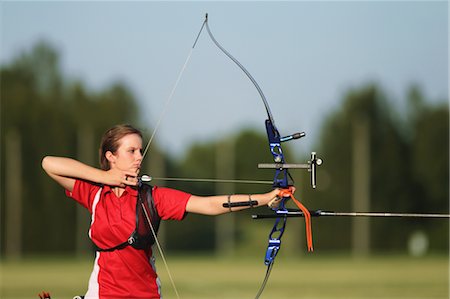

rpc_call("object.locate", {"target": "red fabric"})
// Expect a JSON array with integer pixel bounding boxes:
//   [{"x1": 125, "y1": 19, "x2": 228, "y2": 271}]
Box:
[{"x1": 66, "y1": 180, "x2": 191, "y2": 299}]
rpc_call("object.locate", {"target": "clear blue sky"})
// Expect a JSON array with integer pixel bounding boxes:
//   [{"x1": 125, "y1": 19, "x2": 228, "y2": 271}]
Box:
[{"x1": 1, "y1": 1, "x2": 448, "y2": 157}]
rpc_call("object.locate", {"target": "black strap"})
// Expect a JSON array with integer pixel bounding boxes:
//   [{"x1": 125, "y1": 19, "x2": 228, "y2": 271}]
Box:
[
  {"x1": 95, "y1": 183, "x2": 161, "y2": 252},
  {"x1": 94, "y1": 240, "x2": 129, "y2": 252}
]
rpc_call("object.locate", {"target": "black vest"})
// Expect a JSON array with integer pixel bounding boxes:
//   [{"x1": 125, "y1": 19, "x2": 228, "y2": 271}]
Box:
[{"x1": 95, "y1": 184, "x2": 161, "y2": 252}]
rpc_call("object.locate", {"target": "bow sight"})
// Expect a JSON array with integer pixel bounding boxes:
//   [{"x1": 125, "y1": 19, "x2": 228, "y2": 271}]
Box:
[{"x1": 258, "y1": 151, "x2": 323, "y2": 189}]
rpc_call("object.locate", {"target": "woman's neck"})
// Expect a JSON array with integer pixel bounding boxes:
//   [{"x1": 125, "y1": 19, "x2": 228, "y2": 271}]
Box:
[{"x1": 113, "y1": 186, "x2": 126, "y2": 198}]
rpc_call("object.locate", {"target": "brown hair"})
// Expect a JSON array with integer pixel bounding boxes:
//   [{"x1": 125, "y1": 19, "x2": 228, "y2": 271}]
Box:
[{"x1": 99, "y1": 124, "x2": 143, "y2": 170}]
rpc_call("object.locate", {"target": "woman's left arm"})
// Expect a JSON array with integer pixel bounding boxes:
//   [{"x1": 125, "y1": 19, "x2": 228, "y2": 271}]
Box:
[{"x1": 185, "y1": 189, "x2": 281, "y2": 215}]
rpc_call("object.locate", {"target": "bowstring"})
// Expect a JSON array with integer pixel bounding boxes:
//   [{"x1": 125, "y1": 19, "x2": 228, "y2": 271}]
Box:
[
  {"x1": 140, "y1": 46, "x2": 192, "y2": 299},
  {"x1": 140, "y1": 17, "x2": 208, "y2": 299},
  {"x1": 141, "y1": 49, "x2": 193, "y2": 160},
  {"x1": 141, "y1": 201, "x2": 181, "y2": 299},
  {"x1": 142, "y1": 18, "x2": 207, "y2": 160}
]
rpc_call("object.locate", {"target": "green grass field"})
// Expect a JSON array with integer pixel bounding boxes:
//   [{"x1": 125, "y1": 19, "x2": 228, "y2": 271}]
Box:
[{"x1": 1, "y1": 254, "x2": 448, "y2": 299}]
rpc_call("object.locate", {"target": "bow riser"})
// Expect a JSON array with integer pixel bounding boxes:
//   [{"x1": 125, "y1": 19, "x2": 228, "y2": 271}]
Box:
[{"x1": 265, "y1": 119, "x2": 291, "y2": 189}]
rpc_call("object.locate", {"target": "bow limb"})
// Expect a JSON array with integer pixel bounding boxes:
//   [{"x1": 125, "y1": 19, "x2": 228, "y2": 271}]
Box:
[{"x1": 204, "y1": 14, "x2": 275, "y2": 124}]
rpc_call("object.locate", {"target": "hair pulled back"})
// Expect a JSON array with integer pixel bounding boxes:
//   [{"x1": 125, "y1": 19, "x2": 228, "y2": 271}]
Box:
[{"x1": 99, "y1": 124, "x2": 143, "y2": 170}]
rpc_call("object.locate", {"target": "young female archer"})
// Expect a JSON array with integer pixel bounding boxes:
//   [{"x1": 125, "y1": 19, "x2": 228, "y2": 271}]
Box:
[{"x1": 42, "y1": 124, "x2": 289, "y2": 299}]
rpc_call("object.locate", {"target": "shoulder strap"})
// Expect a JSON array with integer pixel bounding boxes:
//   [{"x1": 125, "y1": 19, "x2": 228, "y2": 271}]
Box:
[
  {"x1": 132, "y1": 183, "x2": 161, "y2": 249},
  {"x1": 95, "y1": 183, "x2": 161, "y2": 252}
]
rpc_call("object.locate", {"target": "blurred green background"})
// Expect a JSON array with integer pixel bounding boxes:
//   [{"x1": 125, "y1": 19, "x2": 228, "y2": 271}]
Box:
[{"x1": 1, "y1": 41, "x2": 448, "y2": 255}]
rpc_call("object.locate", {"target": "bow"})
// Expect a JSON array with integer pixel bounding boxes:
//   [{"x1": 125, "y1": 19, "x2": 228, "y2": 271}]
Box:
[
  {"x1": 142, "y1": 14, "x2": 450, "y2": 299},
  {"x1": 200, "y1": 14, "x2": 322, "y2": 298}
]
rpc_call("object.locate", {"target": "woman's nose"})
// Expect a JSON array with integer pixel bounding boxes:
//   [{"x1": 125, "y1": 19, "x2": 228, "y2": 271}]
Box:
[{"x1": 136, "y1": 150, "x2": 143, "y2": 160}]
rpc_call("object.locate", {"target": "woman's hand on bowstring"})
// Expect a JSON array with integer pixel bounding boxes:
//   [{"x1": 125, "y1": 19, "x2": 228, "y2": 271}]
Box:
[
  {"x1": 267, "y1": 187, "x2": 296, "y2": 209},
  {"x1": 103, "y1": 168, "x2": 140, "y2": 187}
]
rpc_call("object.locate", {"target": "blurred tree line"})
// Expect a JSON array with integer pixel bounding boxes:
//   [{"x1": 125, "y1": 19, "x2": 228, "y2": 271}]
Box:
[
  {"x1": 1, "y1": 41, "x2": 448, "y2": 258},
  {"x1": 302, "y1": 84, "x2": 449, "y2": 254},
  {"x1": 1, "y1": 41, "x2": 141, "y2": 255}
]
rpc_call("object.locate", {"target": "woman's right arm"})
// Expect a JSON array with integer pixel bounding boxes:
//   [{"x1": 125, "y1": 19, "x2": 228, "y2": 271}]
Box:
[{"x1": 41, "y1": 156, "x2": 137, "y2": 191}]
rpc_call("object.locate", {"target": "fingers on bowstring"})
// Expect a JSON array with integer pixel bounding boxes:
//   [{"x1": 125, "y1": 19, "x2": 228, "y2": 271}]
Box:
[{"x1": 123, "y1": 175, "x2": 139, "y2": 186}]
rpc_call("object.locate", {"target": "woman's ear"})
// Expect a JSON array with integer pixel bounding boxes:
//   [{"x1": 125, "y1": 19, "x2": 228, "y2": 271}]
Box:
[{"x1": 105, "y1": 151, "x2": 116, "y2": 165}]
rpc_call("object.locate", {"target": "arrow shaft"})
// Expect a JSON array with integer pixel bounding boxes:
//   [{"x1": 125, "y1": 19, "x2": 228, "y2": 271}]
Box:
[
  {"x1": 149, "y1": 177, "x2": 273, "y2": 185},
  {"x1": 253, "y1": 210, "x2": 450, "y2": 219},
  {"x1": 320, "y1": 211, "x2": 450, "y2": 218}
]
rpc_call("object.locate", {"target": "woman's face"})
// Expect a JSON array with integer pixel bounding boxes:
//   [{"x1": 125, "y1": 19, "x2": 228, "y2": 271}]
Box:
[{"x1": 108, "y1": 133, "x2": 143, "y2": 174}]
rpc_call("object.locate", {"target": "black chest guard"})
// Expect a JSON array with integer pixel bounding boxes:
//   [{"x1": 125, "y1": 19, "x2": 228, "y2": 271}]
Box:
[{"x1": 95, "y1": 183, "x2": 161, "y2": 252}]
